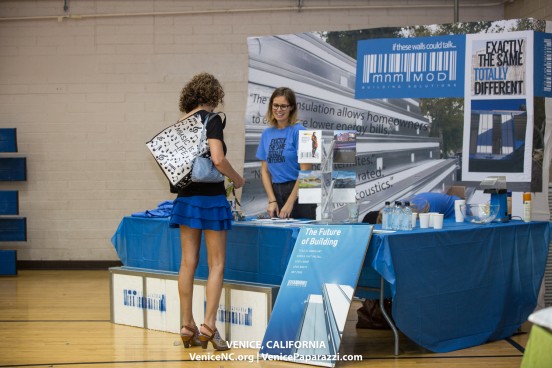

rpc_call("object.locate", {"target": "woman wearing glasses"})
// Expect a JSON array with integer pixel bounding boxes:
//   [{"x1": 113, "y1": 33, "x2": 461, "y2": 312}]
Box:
[{"x1": 255, "y1": 87, "x2": 316, "y2": 219}]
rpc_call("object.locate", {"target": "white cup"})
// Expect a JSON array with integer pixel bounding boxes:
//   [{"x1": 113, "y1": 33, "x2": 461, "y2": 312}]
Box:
[
  {"x1": 432, "y1": 213, "x2": 444, "y2": 229},
  {"x1": 454, "y1": 200, "x2": 466, "y2": 222},
  {"x1": 428, "y1": 212, "x2": 438, "y2": 227},
  {"x1": 411, "y1": 212, "x2": 418, "y2": 227},
  {"x1": 347, "y1": 202, "x2": 359, "y2": 223},
  {"x1": 419, "y1": 213, "x2": 430, "y2": 228}
]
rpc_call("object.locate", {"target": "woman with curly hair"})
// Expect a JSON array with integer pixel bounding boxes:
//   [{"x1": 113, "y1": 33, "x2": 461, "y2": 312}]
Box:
[{"x1": 169, "y1": 72, "x2": 245, "y2": 351}]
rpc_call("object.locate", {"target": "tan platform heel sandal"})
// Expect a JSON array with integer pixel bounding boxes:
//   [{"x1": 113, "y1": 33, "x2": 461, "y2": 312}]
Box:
[
  {"x1": 198, "y1": 324, "x2": 230, "y2": 351},
  {"x1": 180, "y1": 325, "x2": 201, "y2": 348}
]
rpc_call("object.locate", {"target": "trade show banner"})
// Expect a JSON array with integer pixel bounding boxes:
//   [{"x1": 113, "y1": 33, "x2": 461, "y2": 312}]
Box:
[
  {"x1": 259, "y1": 224, "x2": 372, "y2": 367},
  {"x1": 462, "y1": 31, "x2": 533, "y2": 183},
  {"x1": 534, "y1": 31, "x2": 552, "y2": 98},
  {"x1": 242, "y1": 19, "x2": 551, "y2": 221},
  {"x1": 355, "y1": 34, "x2": 466, "y2": 99}
]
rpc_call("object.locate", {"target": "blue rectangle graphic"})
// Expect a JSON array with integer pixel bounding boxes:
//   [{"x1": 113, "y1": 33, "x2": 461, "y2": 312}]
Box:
[{"x1": 355, "y1": 35, "x2": 466, "y2": 98}]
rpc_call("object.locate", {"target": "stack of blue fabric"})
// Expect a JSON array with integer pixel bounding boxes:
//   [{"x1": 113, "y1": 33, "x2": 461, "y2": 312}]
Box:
[{"x1": 131, "y1": 200, "x2": 173, "y2": 218}]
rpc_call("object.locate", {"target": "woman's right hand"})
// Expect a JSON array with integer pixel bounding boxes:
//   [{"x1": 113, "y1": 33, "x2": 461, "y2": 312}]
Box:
[
  {"x1": 233, "y1": 175, "x2": 245, "y2": 189},
  {"x1": 267, "y1": 202, "x2": 279, "y2": 218}
]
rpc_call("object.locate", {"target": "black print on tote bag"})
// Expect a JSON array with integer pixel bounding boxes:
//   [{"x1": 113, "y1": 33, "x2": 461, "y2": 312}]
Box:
[{"x1": 146, "y1": 114, "x2": 212, "y2": 189}]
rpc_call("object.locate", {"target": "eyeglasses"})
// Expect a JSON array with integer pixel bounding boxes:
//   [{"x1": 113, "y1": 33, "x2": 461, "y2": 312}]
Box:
[{"x1": 272, "y1": 103, "x2": 291, "y2": 111}]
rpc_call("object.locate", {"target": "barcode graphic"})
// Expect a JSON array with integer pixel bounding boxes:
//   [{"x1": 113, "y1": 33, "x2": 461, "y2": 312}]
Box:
[
  {"x1": 362, "y1": 51, "x2": 457, "y2": 83},
  {"x1": 123, "y1": 289, "x2": 166, "y2": 312},
  {"x1": 544, "y1": 38, "x2": 552, "y2": 92},
  {"x1": 216, "y1": 306, "x2": 253, "y2": 326}
]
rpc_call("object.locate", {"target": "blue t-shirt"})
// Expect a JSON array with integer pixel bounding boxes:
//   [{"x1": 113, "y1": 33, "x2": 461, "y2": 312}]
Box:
[{"x1": 256, "y1": 123, "x2": 305, "y2": 183}]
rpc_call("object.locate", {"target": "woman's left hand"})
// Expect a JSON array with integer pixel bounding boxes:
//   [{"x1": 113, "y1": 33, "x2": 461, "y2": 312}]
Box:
[{"x1": 279, "y1": 202, "x2": 294, "y2": 219}]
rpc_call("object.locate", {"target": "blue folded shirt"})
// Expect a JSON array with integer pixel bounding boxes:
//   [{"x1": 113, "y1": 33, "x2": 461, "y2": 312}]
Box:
[{"x1": 131, "y1": 200, "x2": 174, "y2": 218}]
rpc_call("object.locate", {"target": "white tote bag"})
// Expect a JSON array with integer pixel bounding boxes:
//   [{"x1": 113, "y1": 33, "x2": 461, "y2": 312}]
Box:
[{"x1": 146, "y1": 113, "x2": 221, "y2": 189}]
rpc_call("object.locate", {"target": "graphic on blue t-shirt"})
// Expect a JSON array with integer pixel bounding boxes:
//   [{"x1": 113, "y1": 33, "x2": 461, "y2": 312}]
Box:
[
  {"x1": 267, "y1": 137, "x2": 287, "y2": 164},
  {"x1": 256, "y1": 124, "x2": 305, "y2": 183}
]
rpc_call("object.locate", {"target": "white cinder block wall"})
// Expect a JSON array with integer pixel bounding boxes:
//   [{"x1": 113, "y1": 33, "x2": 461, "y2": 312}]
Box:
[{"x1": 0, "y1": 0, "x2": 541, "y2": 262}]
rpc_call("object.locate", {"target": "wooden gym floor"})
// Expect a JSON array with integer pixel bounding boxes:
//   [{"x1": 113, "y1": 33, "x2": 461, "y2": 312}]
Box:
[{"x1": 0, "y1": 270, "x2": 531, "y2": 368}]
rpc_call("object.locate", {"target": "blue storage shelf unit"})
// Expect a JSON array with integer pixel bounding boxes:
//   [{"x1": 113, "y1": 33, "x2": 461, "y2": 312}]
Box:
[
  {"x1": 0, "y1": 157, "x2": 26, "y2": 181},
  {"x1": 0, "y1": 191, "x2": 19, "y2": 215},
  {"x1": 0, "y1": 128, "x2": 17, "y2": 152},
  {"x1": 0, "y1": 128, "x2": 26, "y2": 276},
  {"x1": 0, "y1": 218, "x2": 27, "y2": 241},
  {"x1": 0, "y1": 250, "x2": 17, "y2": 276}
]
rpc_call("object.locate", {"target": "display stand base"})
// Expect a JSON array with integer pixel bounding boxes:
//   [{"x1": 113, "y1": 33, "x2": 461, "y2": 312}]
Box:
[{"x1": 109, "y1": 266, "x2": 278, "y2": 342}]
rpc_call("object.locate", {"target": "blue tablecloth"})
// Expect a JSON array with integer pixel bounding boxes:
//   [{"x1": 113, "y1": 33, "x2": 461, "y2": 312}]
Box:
[
  {"x1": 111, "y1": 217, "x2": 551, "y2": 353},
  {"x1": 111, "y1": 218, "x2": 302, "y2": 285},
  {"x1": 368, "y1": 219, "x2": 551, "y2": 352}
]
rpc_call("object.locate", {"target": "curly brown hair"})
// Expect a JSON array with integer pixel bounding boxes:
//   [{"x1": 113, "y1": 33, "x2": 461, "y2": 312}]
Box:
[{"x1": 178, "y1": 73, "x2": 225, "y2": 113}]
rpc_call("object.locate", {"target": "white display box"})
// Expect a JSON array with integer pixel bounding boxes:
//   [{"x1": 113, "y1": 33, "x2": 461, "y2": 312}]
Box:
[{"x1": 110, "y1": 266, "x2": 278, "y2": 341}]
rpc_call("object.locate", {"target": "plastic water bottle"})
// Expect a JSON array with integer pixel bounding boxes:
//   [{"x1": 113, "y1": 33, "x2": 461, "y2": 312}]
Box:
[
  {"x1": 381, "y1": 201, "x2": 392, "y2": 230},
  {"x1": 392, "y1": 201, "x2": 402, "y2": 230},
  {"x1": 401, "y1": 201, "x2": 413, "y2": 230}
]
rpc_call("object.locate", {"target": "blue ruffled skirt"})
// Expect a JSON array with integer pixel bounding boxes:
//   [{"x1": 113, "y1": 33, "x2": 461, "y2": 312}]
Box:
[{"x1": 169, "y1": 195, "x2": 232, "y2": 231}]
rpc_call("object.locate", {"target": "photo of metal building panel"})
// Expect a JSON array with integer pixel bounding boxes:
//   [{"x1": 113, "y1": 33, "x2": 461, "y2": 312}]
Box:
[
  {"x1": 293, "y1": 294, "x2": 331, "y2": 357},
  {"x1": 292, "y1": 284, "x2": 354, "y2": 360},
  {"x1": 322, "y1": 284, "x2": 354, "y2": 355},
  {"x1": 243, "y1": 32, "x2": 458, "y2": 219},
  {"x1": 468, "y1": 99, "x2": 528, "y2": 173}
]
